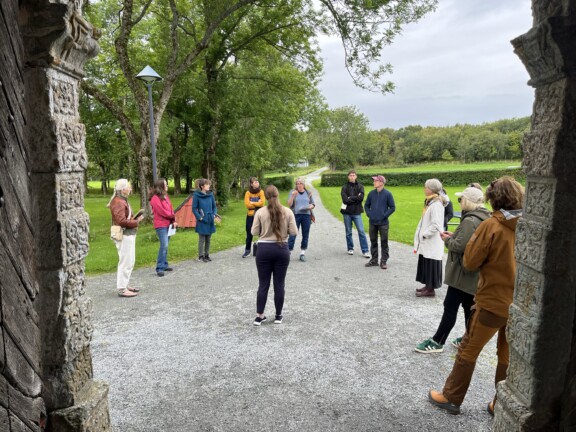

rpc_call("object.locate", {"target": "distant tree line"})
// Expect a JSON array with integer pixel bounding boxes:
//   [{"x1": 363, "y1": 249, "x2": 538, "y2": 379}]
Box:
[{"x1": 304, "y1": 106, "x2": 529, "y2": 171}]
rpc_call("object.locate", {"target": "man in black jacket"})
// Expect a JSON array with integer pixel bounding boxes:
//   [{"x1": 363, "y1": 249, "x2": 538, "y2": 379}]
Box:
[{"x1": 340, "y1": 170, "x2": 370, "y2": 258}]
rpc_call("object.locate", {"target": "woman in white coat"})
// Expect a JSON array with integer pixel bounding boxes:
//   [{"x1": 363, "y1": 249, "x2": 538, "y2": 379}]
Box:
[{"x1": 413, "y1": 178, "x2": 448, "y2": 297}]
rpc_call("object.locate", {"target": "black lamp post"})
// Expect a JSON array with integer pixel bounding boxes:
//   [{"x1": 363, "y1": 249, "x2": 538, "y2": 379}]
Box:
[{"x1": 136, "y1": 65, "x2": 162, "y2": 182}]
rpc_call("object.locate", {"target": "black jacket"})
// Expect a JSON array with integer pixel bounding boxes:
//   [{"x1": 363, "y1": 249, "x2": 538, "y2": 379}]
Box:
[{"x1": 340, "y1": 181, "x2": 365, "y2": 215}]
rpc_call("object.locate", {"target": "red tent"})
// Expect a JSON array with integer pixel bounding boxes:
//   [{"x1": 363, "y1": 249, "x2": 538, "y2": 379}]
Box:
[{"x1": 174, "y1": 194, "x2": 197, "y2": 228}]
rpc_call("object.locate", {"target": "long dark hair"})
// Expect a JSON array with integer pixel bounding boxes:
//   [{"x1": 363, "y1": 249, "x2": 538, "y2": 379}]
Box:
[
  {"x1": 148, "y1": 178, "x2": 167, "y2": 201},
  {"x1": 265, "y1": 185, "x2": 284, "y2": 242}
]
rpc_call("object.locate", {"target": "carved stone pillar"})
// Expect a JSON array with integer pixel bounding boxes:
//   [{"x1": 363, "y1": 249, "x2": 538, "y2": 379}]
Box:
[
  {"x1": 20, "y1": 0, "x2": 111, "y2": 430},
  {"x1": 495, "y1": 2, "x2": 576, "y2": 430}
]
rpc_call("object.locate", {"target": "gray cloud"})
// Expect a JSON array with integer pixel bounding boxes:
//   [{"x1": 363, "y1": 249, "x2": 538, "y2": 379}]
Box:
[{"x1": 318, "y1": 0, "x2": 534, "y2": 129}]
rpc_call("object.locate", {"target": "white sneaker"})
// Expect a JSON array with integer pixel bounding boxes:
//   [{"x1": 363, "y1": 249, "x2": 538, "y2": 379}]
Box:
[
  {"x1": 362, "y1": 252, "x2": 371, "y2": 258},
  {"x1": 347, "y1": 250, "x2": 354, "y2": 255}
]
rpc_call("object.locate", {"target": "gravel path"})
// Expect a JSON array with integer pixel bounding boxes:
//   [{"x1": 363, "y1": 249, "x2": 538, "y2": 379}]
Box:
[{"x1": 87, "y1": 168, "x2": 496, "y2": 431}]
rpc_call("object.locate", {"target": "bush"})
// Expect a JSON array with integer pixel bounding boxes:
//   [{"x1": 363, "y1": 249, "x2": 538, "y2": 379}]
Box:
[
  {"x1": 320, "y1": 168, "x2": 525, "y2": 187},
  {"x1": 264, "y1": 175, "x2": 294, "y2": 190}
]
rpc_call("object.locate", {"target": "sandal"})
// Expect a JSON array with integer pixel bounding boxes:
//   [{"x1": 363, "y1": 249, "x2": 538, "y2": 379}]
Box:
[
  {"x1": 127, "y1": 286, "x2": 140, "y2": 292},
  {"x1": 118, "y1": 289, "x2": 138, "y2": 298}
]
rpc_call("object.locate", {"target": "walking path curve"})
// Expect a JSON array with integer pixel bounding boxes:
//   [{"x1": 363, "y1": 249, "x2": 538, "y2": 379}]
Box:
[{"x1": 87, "y1": 169, "x2": 496, "y2": 431}]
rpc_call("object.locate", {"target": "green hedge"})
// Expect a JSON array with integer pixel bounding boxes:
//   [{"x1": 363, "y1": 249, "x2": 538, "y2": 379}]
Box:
[
  {"x1": 320, "y1": 168, "x2": 525, "y2": 187},
  {"x1": 264, "y1": 175, "x2": 294, "y2": 190}
]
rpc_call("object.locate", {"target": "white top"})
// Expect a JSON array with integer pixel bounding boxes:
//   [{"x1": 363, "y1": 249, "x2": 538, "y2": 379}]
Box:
[{"x1": 413, "y1": 199, "x2": 445, "y2": 260}]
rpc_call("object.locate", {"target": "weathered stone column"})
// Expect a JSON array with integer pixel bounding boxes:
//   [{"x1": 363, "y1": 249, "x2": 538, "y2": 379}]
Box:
[
  {"x1": 495, "y1": 2, "x2": 576, "y2": 430},
  {"x1": 21, "y1": 1, "x2": 111, "y2": 430}
]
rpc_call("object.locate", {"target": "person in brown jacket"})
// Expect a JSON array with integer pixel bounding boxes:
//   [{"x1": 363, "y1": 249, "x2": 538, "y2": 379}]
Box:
[
  {"x1": 108, "y1": 179, "x2": 144, "y2": 297},
  {"x1": 428, "y1": 176, "x2": 525, "y2": 415}
]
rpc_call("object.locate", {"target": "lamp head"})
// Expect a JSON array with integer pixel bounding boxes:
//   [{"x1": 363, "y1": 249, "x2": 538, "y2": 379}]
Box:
[{"x1": 136, "y1": 65, "x2": 162, "y2": 83}]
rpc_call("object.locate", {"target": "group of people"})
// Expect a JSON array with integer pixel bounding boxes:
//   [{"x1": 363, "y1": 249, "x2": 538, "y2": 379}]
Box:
[
  {"x1": 107, "y1": 177, "x2": 220, "y2": 297},
  {"x1": 107, "y1": 172, "x2": 525, "y2": 418},
  {"x1": 246, "y1": 171, "x2": 525, "y2": 418}
]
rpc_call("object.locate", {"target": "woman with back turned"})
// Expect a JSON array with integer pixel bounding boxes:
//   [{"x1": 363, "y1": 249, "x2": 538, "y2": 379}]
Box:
[{"x1": 251, "y1": 185, "x2": 297, "y2": 326}]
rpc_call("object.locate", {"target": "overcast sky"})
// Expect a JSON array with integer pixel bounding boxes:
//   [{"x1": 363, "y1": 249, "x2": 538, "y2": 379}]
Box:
[{"x1": 318, "y1": 0, "x2": 534, "y2": 130}]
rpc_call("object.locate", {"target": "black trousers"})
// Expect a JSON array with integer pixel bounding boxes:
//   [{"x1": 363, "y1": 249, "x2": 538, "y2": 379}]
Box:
[
  {"x1": 245, "y1": 215, "x2": 255, "y2": 251},
  {"x1": 369, "y1": 223, "x2": 389, "y2": 263},
  {"x1": 255, "y1": 242, "x2": 290, "y2": 315},
  {"x1": 432, "y1": 286, "x2": 475, "y2": 345}
]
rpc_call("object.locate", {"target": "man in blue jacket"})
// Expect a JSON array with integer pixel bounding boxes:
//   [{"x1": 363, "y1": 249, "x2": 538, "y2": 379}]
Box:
[{"x1": 364, "y1": 175, "x2": 396, "y2": 269}]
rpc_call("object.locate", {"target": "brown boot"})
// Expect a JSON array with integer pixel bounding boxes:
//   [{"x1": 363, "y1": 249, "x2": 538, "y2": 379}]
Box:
[
  {"x1": 487, "y1": 400, "x2": 495, "y2": 417},
  {"x1": 416, "y1": 288, "x2": 435, "y2": 297},
  {"x1": 428, "y1": 390, "x2": 461, "y2": 415}
]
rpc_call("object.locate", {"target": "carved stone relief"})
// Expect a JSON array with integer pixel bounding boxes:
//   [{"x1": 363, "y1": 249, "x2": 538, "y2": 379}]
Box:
[
  {"x1": 62, "y1": 209, "x2": 90, "y2": 267},
  {"x1": 515, "y1": 219, "x2": 547, "y2": 272},
  {"x1": 523, "y1": 179, "x2": 554, "y2": 225},
  {"x1": 522, "y1": 128, "x2": 557, "y2": 176},
  {"x1": 58, "y1": 174, "x2": 85, "y2": 213}
]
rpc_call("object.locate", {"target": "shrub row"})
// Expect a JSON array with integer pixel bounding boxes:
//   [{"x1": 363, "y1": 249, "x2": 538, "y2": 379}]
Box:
[{"x1": 320, "y1": 168, "x2": 525, "y2": 187}]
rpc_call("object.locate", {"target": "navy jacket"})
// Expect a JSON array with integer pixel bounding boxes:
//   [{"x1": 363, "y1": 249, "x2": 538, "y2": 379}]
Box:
[{"x1": 365, "y1": 188, "x2": 396, "y2": 225}]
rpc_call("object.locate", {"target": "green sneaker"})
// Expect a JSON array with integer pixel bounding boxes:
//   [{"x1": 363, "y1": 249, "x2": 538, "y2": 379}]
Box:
[
  {"x1": 451, "y1": 337, "x2": 462, "y2": 348},
  {"x1": 415, "y1": 338, "x2": 444, "y2": 353}
]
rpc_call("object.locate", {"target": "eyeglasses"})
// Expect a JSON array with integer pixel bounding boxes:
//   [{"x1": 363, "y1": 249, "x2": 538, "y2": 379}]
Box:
[{"x1": 296, "y1": 182, "x2": 303, "y2": 185}]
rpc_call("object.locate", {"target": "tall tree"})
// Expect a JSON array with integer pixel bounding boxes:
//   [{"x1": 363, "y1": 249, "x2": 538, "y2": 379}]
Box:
[
  {"x1": 82, "y1": 0, "x2": 438, "y2": 206},
  {"x1": 309, "y1": 106, "x2": 371, "y2": 171}
]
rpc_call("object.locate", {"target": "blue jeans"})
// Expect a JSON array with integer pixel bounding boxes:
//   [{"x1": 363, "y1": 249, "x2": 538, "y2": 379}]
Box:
[
  {"x1": 155, "y1": 227, "x2": 170, "y2": 272},
  {"x1": 288, "y1": 214, "x2": 311, "y2": 251},
  {"x1": 343, "y1": 214, "x2": 369, "y2": 253}
]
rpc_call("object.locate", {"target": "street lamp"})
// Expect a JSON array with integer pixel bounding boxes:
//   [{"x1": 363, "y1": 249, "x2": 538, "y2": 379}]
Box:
[{"x1": 136, "y1": 65, "x2": 162, "y2": 182}]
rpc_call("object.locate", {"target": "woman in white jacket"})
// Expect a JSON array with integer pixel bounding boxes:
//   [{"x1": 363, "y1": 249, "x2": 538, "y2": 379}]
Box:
[{"x1": 414, "y1": 178, "x2": 447, "y2": 297}]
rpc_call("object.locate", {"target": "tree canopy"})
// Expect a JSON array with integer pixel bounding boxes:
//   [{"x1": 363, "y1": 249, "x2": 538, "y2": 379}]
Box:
[{"x1": 82, "y1": 0, "x2": 438, "y2": 205}]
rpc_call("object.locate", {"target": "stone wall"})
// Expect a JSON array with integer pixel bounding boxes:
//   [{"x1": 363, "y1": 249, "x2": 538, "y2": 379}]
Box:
[
  {"x1": 494, "y1": 1, "x2": 576, "y2": 430},
  {"x1": 0, "y1": 0, "x2": 110, "y2": 430}
]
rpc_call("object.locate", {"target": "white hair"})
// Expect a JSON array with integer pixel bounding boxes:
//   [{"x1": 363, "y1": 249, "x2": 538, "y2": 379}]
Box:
[{"x1": 107, "y1": 178, "x2": 130, "y2": 208}]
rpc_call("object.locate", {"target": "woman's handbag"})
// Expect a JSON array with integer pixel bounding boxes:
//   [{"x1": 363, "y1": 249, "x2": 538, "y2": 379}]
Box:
[{"x1": 110, "y1": 225, "x2": 124, "y2": 241}]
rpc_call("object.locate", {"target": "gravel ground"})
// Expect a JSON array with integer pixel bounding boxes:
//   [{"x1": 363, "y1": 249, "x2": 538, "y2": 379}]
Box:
[{"x1": 87, "y1": 169, "x2": 497, "y2": 431}]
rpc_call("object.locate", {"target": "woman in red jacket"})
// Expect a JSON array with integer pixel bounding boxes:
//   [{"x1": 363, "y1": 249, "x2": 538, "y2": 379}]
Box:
[
  {"x1": 428, "y1": 176, "x2": 525, "y2": 416},
  {"x1": 149, "y1": 178, "x2": 177, "y2": 277}
]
